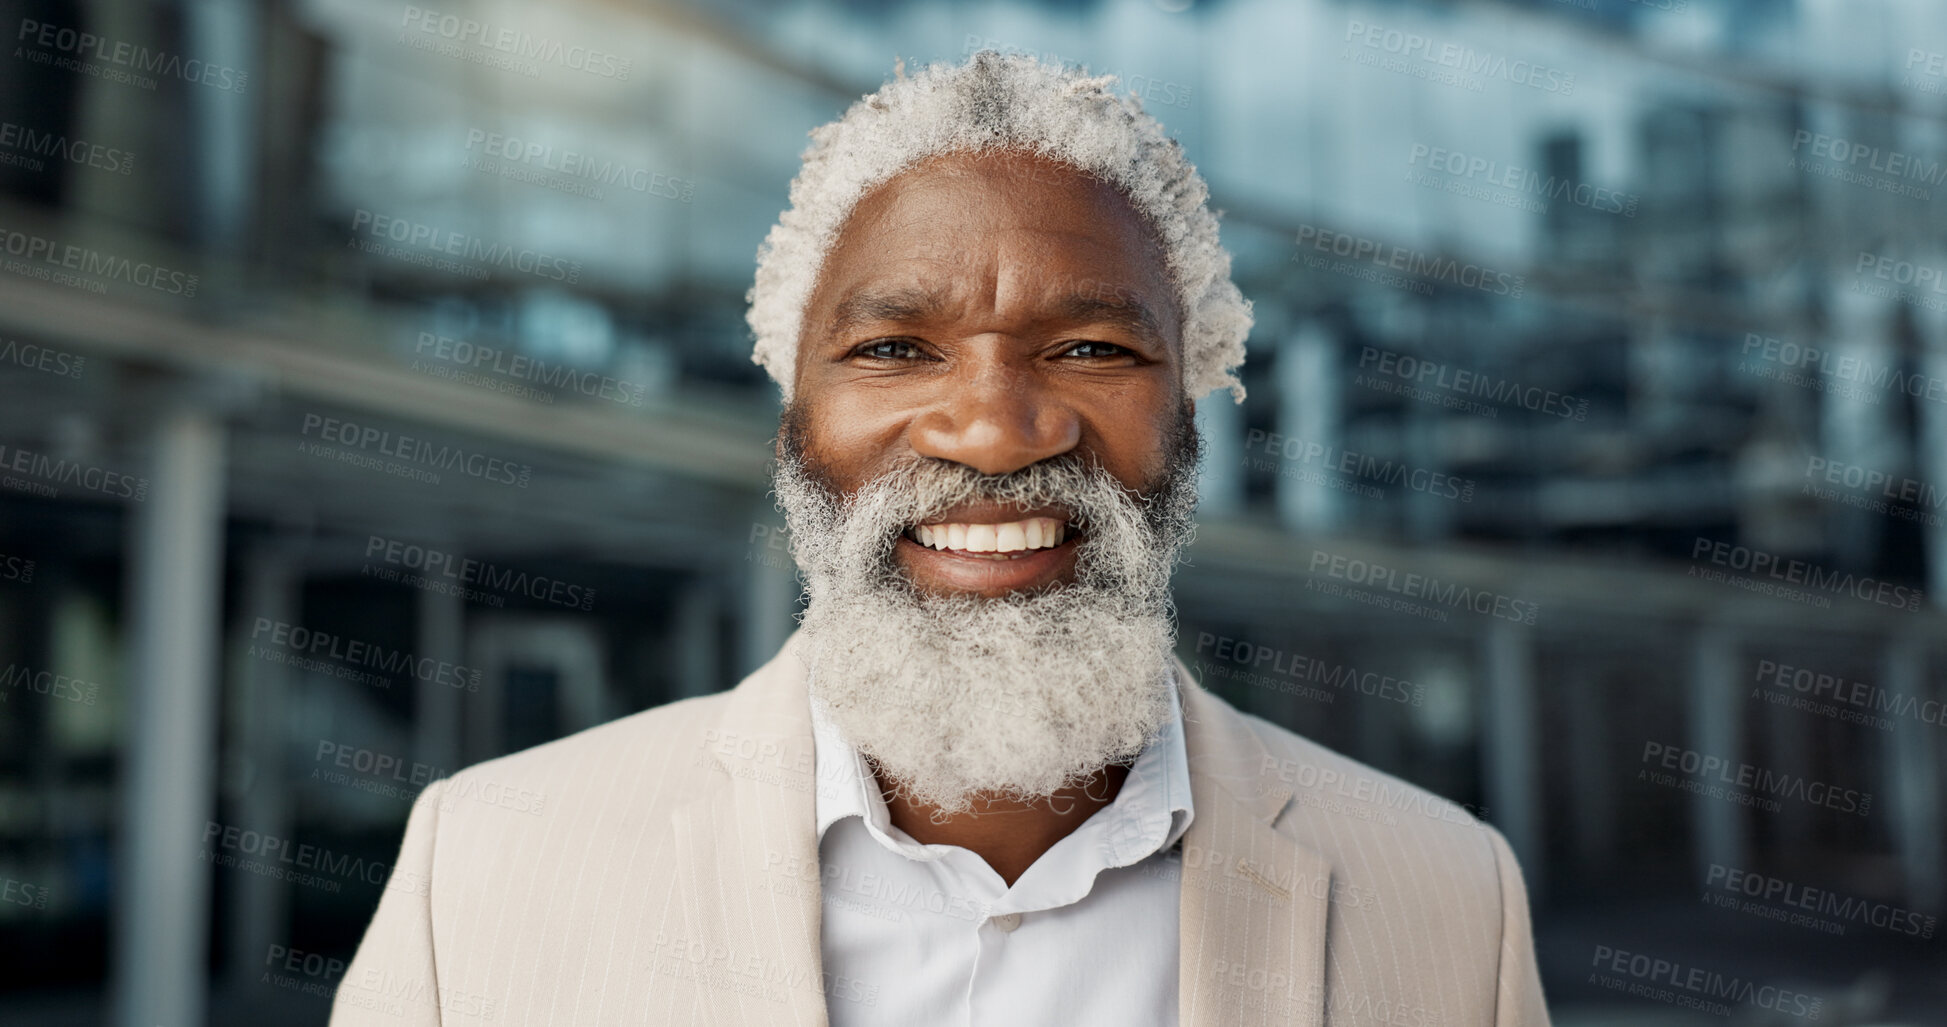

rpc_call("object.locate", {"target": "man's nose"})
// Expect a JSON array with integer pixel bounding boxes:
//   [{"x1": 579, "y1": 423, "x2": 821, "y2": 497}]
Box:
[{"x1": 908, "y1": 370, "x2": 1082, "y2": 476}]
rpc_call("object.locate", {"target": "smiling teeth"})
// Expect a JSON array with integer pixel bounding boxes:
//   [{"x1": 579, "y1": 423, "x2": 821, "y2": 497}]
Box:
[{"x1": 915, "y1": 517, "x2": 1067, "y2": 553}]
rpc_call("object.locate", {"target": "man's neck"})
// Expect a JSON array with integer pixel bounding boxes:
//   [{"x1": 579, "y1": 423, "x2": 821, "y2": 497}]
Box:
[{"x1": 872, "y1": 761, "x2": 1130, "y2": 887}]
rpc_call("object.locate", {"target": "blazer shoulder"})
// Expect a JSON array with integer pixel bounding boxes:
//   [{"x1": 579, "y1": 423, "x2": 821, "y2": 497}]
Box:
[
  {"x1": 1214, "y1": 702, "x2": 1528, "y2": 996},
  {"x1": 428, "y1": 689, "x2": 737, "y2": 825},
  {"x1": 475, "y1": 687, "x2": 729, "y2": 770},
  {"x1": 1232, "y1": 705, "x2": 1503, "y2": 882},
  {"x1": 1181, "y1": 686, "x2": 1530, "y2": 1004}
]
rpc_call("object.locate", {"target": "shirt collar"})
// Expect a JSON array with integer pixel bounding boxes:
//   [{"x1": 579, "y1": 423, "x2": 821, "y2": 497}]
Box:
[{"x1": 810, "y1": 669, "x2": 1195, "y2": 866}]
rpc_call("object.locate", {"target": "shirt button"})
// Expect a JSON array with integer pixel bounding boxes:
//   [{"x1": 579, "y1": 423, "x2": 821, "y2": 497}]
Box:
[{"x1": 989, "y1": 913, "x2": 1022, "y2": 933}]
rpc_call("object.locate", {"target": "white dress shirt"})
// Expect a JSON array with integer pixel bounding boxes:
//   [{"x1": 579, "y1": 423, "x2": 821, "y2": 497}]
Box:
[{"x1": 810, "y1": 673, "x2": 1194, "y2": 1026}]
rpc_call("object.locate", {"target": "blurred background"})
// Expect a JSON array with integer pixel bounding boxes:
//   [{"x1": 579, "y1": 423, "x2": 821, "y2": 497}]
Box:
[{"x1": 2, "y1": 0, "x2": 1945, "y2": 1022}]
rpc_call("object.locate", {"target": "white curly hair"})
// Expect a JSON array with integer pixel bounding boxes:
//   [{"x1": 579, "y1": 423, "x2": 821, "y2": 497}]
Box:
[{"x1": 746, "y1": 50, "x2": 1252, "y2": 404}]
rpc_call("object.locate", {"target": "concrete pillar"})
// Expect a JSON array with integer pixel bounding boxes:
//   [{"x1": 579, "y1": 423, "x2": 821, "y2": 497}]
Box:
[
  {"x1": 456, "y1": 548, "x2": 505, "y2": 764},
  {"x1": 187, "y1": 0, "x2": 257, "y2": 258},
  {"x1": 113, "y1": 406, "x2": 227, "y2": 1027},
  {"x1": 224, "y1": 549, "x2": 297, "y2": 990},
  {"x1": 1276, "y1": 322, "x2": 1341, "y2": 535},
  {"x1": 1884, "y1": 634, "x2": 1941, "y2": 912},
  {"x1": 1687, "y1": 624, "x2": 1744, "y2": 878},
  {"x1": 1563, "y1": 663, "x2": 1615, "y2": 872},
  {"x1": 1193, "y1": 392, "x2": 1245, "y2": 520},
  {"x1": 1627, "y1": 313, "x2": 1678, "y2": 429},
  {"x1": 1909, "y1": 276, "x2": 1947, "y2": 607},
  {"x1": 415, "y1": 582, "x2": 464, "y2": 776},
  {"x1": 1481, "y1": 620, "x2": 1541, "y2": 896},
  {"x1": 465, "y1": 616, "x2": 607, "y2": 756},
  {"x1": 550, "y1": 622, "x2": 608, "y2": 733},
  {"x1": 1400, "y1": 400, "x2": 1448, "y2": 544},
  {"x1": 1767, "y1": 680, "x2": 1814, "y2": 848},
  {"x1": 1820, "y1": 276, "x2": 1897, "y2": 570},
  {"x1": 1350, "y1": 634, "x2": 1402, "y2": 772}
]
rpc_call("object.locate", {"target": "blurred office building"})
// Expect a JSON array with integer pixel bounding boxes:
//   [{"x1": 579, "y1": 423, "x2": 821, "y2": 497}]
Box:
[{"x1": 0, "y1": 0, "x2": 1944, "y2": 1022}]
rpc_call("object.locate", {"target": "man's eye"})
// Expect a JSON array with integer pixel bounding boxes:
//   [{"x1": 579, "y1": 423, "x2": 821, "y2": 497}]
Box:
[
  {"x1": 1062, "y1": 341, "x2": 1132, "y2": 359},
  {"x1": 855, "y1": 339, "x2": 924, "y2": 360}
]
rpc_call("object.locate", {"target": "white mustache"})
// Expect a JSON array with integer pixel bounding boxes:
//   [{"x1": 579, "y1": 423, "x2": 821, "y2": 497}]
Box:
[{"x1": 790, "y1": 452, "x2": 1191, "y2": 597}]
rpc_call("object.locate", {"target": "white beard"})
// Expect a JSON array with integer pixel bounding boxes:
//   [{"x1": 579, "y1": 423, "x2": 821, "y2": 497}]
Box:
[{"x1": 773, "y1": 429, "x2": 1200, "y2": 817}]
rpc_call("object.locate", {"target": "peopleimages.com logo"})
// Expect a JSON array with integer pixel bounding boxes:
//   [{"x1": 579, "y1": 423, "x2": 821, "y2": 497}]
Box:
[
  {"x1": 1589, "y1": 945, "x2": 1822, "y2": 1020},
  {"x1": 1308, "y1": 549, "x2": 1538, "y2": 624},
  {"x1": 1705, "y1": 863, "x2": 1936, "y2": 940},
  {"x1": 1, "y1": 876, "x2": 48, "y2": 910},
  {"x1": 1851, "y1": 250, "x2": 1947, "y2": 313},
  {"x1": 0, "y1": 443, "x2": 148, "y2": 501},
  {"x1": 400, "y1": 4, "x2": 632, "y2": 79},
  {"x1": 362, "y1": 535, "x2": 597, "y2": 612},
  {"x1": 1738, "y1": 331, "x2": 1947, "y2": 406},
  {"x1": 298, "y1": 413, "x2": 533, "y2": 489},
  {"x1": 1293, "y1": 224, "x2": 1524, "y2": 298},
  {"x1": 0, "y1": 661, "x2": 100, "y2": 705},
  {"x1": 15, "y1": 17, "x2": 248, "y2": 92},
  {"x1": 1802, "y1": 455, "x2": 1945, "y2": 528},
  {"x1": 1194, "y1": 632, "x2": 1425, "y2": 707},
  {"x1": 1406, "y1": 143, "x2": 1637, "y2": 216},
  {"x1": 1356, "y1": 345, "x2": 1587, "y2": 420},
  {"x1": 0, "y1": 338, "x2": 84, "y2": 379},
  {"x1": 1640, "y1": 741, "x2": 1872, "y2": 816},
  {"x1": 1751, "y1": 658, "x2": 1947, "y2": 732},
  {"x1": 462, "y1": 129, "x2": 692, "y2": 203},
  {"x1": 0, "y1": 227, "x2": 198, "y2": 296},
  {"x1": 1245, "y1": 429, "x2": 1475, "y2": 503},
  {"x1": 0, "y1": 121, "x2": 134, "y2": 176},
  {"x1": 0, "y1": 551, "x2": 34, "y2": 584},
  {"x1": 348, "y1": 209, "x2": 580, "y2": 285},
  {"x1": 1342, "y1": 19, "x2": 1575, "y2": 94},
  {"x1": 251, "y1": 617, "x2": 480, "y2": 692},
  {"x1": 1689, "y1": 537, "x2": 1924, "y2": 612},
  {"x1": 412, "y1": 332, "x2": 647, "y2": 407}
]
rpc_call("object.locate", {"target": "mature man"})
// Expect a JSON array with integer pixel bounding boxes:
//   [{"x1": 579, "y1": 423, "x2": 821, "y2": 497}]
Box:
[{"x1": 335, "y1": 52, "x2": 1549, "y2": 1026}]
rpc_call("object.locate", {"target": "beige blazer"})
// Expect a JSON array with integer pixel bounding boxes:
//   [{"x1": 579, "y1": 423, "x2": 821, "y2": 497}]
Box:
[{"x1": 332, "y1": 634, "x2": 1550, "y2": 1026}]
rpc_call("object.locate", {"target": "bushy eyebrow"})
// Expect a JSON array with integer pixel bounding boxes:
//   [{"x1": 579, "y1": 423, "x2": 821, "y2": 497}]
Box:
[
  {"x1": 827, "y1": 285, "x2": 951, "y2": 339},
  {"x1": 1051, "y1": 294, "x2": 1170, "y2": 347},
  {"x1": 825, "y1": 285, "x2": 1171, "y2": 348}
]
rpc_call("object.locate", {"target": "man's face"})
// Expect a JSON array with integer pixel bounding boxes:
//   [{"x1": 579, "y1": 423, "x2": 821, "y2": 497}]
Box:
[
  {"x1": 788, "y1": 149, "x2": 1188, "y2": 598},
  {"x1": 773, "y1": 149, "x2": 1201, "y2": 813}
]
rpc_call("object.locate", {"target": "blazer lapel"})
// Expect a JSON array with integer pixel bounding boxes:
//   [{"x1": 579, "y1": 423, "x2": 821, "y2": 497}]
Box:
[
  {"x1": 656, "y1": 643, "x2": 1331, "y2": 1026},
  {"x1": 665, "y1": 640, "x2": 830, "y2": 1027},
  {"x1": 1175, "y1": 659, "x2": 1331, "y2": 1027}
]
